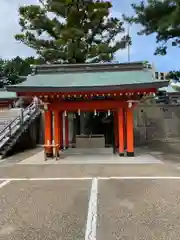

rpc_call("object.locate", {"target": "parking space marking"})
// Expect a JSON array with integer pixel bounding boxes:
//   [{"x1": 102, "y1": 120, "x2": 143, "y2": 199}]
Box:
[
  {"x1": 97, "y1": 178, "x2": 180, "y2": 240},
  {"x1": 85, "y1": 178, "x2": 98, "y2": 240},
  {"x1": 97, "y1": 176, "x2": 180, "y2": 180},
  {"x1": 0, "y1": 180, "x2": 11, "y2": 189},
  {"x1": 0, "y1": 177, "x2": 93, "y2": 181},
  {"x1": 1, "y1": 176, "x2": 180, "y2": 181}
]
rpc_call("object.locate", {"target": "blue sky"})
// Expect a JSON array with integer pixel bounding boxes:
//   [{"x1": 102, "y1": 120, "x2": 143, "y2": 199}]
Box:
[{"x1": 0, "y1": 0, "x2": 179, "y2": 72}]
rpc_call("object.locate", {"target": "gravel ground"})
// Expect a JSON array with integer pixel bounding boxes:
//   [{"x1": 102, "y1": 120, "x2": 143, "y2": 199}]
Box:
[
  {"x1": 0, "y1": 180, "x2": 91, "y2": 240},
  {"x1": 98, "y1": 179, "x2": 180, "y2": 240}
]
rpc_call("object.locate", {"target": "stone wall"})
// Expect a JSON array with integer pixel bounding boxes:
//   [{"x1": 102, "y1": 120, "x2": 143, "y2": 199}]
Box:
[{"x1": 134, "y1": 104, "x2": 180, "y2": 151}]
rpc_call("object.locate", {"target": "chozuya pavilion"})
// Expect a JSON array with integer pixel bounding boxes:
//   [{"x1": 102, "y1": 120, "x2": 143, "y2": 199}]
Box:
[{"x1": 7, "y1": 62, "x2": 169, "y2": 157}]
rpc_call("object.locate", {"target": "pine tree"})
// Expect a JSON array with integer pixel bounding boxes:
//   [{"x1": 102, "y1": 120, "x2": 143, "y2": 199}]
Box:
[
  {"x1": 124, "y1": 0, "x2": 180, "y2": 81},
  {"x1": 0, "y1": 57, "x2": 44, "y2": 87},
  {"x1": 15, "y1": 0, "x2": 130, "y2": 63},
  {"x1": 124, "y1": 0, "x2": 180, "y2": 56}
]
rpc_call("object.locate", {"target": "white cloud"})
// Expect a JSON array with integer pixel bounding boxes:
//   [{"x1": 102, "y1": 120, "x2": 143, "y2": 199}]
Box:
[{"x1": 0, "y1": 0, "x2": 37, "y2": 59}]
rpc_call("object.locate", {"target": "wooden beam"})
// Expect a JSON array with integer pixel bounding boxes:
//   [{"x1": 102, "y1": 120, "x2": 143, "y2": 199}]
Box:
[
  {"x1": 49, "y1": 100, "x2": 127, "y2": 111},
  {"x1": 17, "y1": 88, "x2": 156, "y2": 98}
]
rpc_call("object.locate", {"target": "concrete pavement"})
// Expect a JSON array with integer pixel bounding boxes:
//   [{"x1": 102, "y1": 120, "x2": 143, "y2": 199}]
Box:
[
  {"x1": 0, "y1": 164, "x2": 179, "y2": 178},
  {"x1": 0, "y1": 147, "x2": 163, "y2": 165},
  {"x1": 1, "y1": 147, "x2": 180, "y2": 239},
  {"x1": 17, "y1": 150, "x2": 162, "y2": 164},
  {"x1": 1, "y1": 178, "x2": 180, "y2": 239},
  {"x1": 98, "y1": 179, "x2": 180, "y2": 240},
  {"x1": 0, "y1": 180, "x2": 90, "y2": 240}
]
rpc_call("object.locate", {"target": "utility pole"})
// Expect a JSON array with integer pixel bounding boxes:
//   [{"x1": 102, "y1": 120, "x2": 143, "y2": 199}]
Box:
[{"x1": 127, "y1": 24, "x2": 130, "y2": 62}]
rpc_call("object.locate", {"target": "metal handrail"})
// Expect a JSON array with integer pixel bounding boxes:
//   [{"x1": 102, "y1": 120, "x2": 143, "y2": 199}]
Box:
[
  {"x1": 0, "y1": 115, "x2": 20, "y2": 136},
  {"x1": 0, "y1": 102, "x2": 39, "y2": 144}
]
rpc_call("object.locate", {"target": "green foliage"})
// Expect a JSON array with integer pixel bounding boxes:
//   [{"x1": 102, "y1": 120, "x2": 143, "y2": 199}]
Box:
[
  {"x1": 3, "y1": 57, "x2": 32, "y2": 83},
  {"x1": 15, "y1": 0, "x2": 130, "y2": 63},
  {"x1": 167, "y1": 71, "x2": 180, "y2": 81},
  {"x1": 0, "y1": 58, "x2": 6, "y2": 88},
  {"x1": 124, "y1": 0, "x2": 180, "y2": 56},
  {"x1": 124, "y1": 0, "x2": 180, "y2": 81},
  {"x1": 0, "y1": 56, "x2": 44, "y2": 87}
]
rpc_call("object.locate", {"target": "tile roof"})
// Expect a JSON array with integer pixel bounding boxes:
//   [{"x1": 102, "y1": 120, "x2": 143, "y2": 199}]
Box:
[
  {"x1": 0, "y1": 89, "x2": 17, "y2": 99},
  {"x1": 159, "y1": 82, "x2": 180, "y2": 93},
  {"x1": 6, "y1": 62, "x2": 169, "y2": 92}
]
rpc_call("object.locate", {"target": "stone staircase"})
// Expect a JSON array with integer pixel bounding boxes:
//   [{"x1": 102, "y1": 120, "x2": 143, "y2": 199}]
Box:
[
  {"x1": 0, "y1": 103, "x2": 40, "y2": 159},
  {"x1": 0, "y1": 109, "x2": 21, "y2": 132}
]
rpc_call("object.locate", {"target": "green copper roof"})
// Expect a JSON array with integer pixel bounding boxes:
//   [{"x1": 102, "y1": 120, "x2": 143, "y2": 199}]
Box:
[
  {"x1": 6, "y1": 62, "x2": 169, "y2": 92},
  {"x1": 12, "y1": 70, "x2": 154, "y2": 87},
  {"x1": 159, "y1": 85, "x2": 178, "y2": 93},
  {"x1": 0, "y1": 89, "x2": 17, "y2": 99}
]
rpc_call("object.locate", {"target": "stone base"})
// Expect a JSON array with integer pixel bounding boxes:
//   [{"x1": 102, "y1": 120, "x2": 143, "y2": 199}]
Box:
[
  {"x1": 113, "y1": 147, "x2": 117, "y2": 154},
  {"x1": 127, "y1": 152, "x2": 134, "y2": 157},
  {"x1": 119, "y1": 153, "x2": 125, "y2": 157},
  {"x1": 46, "y1": 152, "x2": 53, "y2": 158},
  {"x1": 76, "y1": 135, "x2": 105, "y2": 148}
]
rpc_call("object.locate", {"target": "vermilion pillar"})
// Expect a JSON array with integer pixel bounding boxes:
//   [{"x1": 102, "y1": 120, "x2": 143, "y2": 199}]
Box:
[
  {"x1": 126, "y1": 107, "x2": 134, "y2": 156},
  {"x1": 65, "y1": 113, "x2": 69, "y2": 149},
  {"x1": 59, "y1": 112, "x2": 63, "y2": 149},
  {"x1": 44, "y1": 110, "x2": 53, "y2": 157},
  {"x1": 118, "y1": 108, "x2": 124, "y2": 156},
  {"x1": 123, "y1": 108, "x2": 127, "y2": 151},
  {"x1": 114, "y1": 111, "x2": 119, "y2": 151},
  {"x1": 54, "y1": 110, "x2": 60, "y2": 146}
]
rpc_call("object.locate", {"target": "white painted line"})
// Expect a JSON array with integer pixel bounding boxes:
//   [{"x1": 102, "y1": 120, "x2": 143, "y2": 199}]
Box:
[
  {"x1": 85, "y1": 178, "x2": 98, "y2": 240},
  {"x1": 0, "y1": 176, "x2": 180, "y2": 181},
  {"x1": 0, "y1": 177, "x2": 93, "y2": 181},
  {"x1": 0, "y1": 180, "x2": 11, "y2": 189},
  {"x1": 28, "y1": 177, "x2": 92, "y2": 181},
  {"x1": 98, "y1": 176, "x2": 180, "y2": 180}
]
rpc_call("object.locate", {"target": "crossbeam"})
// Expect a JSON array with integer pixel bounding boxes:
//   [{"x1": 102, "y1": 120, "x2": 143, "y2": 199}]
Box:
[{"x1": 50, "y1": 100, "x2": 127, "y2": 111}]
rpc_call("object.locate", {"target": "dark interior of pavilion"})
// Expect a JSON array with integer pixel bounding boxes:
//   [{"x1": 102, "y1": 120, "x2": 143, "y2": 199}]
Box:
[{"x1": 72, "y1": 111, "x2": 114, "y2": 147}]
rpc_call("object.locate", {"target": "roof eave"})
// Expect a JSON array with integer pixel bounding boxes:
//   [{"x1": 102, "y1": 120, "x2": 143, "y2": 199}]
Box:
[
  {"x1": 6, "y1": 80, "x2": 169, "y2": 93},
  {"x1": 0, "y1": 97, "x2": 17, "y2": 101},
  {"x1": 167, "y1": 92, "x2": 180, "y2": 96}
]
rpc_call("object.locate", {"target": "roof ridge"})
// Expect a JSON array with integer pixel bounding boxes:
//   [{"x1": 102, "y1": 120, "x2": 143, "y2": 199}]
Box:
[
  {"x1": 32, "y1": 61, "x2": 144, "y2": 68},
  {"x1": 31, "y1": 61, "x2": 152, "y2": 75}
]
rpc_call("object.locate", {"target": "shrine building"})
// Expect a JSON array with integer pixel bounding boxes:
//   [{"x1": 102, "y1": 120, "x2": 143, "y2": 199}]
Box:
[
  {"x1": 7, "y1": 62, "x2": 169, "y2": 157},
  {"x1": 0, "y1": 89, "x2": 17, "y2": 110}
]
